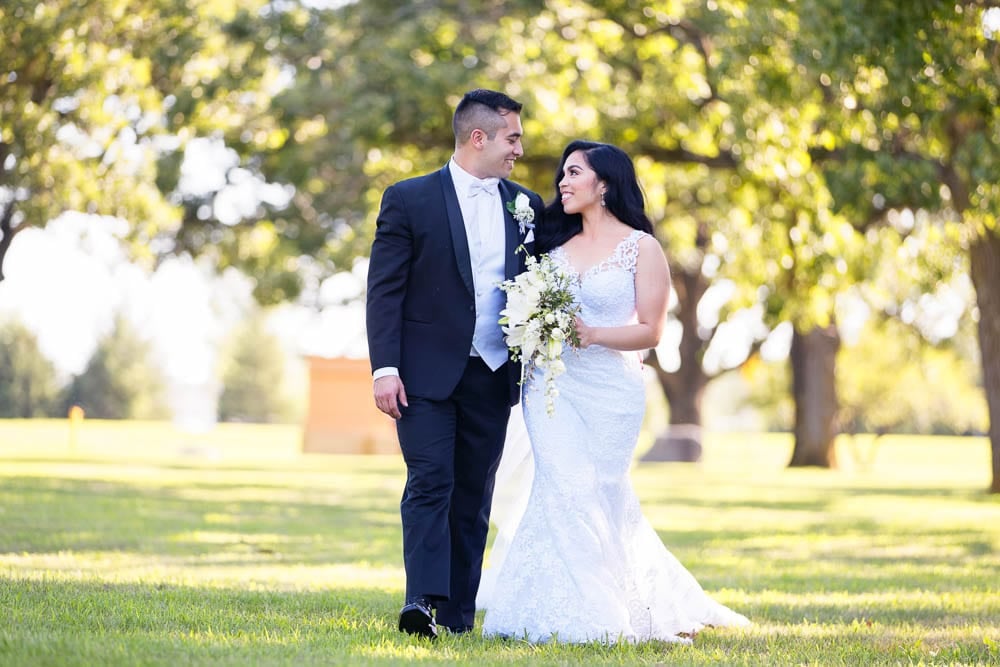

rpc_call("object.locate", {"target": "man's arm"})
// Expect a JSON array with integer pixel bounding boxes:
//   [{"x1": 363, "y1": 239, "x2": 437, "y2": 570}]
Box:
[{"x1": 366, "y1": 185, "x2": 412, "y2": 418}]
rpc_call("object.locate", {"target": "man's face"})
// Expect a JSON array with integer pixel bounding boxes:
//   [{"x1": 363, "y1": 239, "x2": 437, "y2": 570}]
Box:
[{"x1": 477, "y1": 112, "x2": 524, "y2": 179}]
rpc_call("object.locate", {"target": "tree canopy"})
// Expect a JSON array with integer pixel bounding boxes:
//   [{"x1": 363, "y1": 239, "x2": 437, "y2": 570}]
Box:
[{"x1": 4, "y1": 0, "x2": 999, "y2": 488}]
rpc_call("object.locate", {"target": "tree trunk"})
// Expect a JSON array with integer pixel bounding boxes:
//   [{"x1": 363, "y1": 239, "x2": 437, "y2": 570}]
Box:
[
  {"x1": 788, "y1": 324, "x2": 840, "y2": 468},
  {"x1": 0, "y1": 202, "x2": 14, "y2": 283},
  {"x1": 969, "y1": 231, "x2": 1000, "y2": 493},
  {"x1": 643, "y1": 350, "x2": 708, "y2": 462},
  {"x1": 641, "y1": 262, "x2": 709, "y2": 463}
]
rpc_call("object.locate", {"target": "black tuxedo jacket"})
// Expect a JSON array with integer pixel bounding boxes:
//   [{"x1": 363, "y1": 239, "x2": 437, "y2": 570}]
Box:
[{"x1": 366, "y1": 164, "x2": 543, "y2": 407}]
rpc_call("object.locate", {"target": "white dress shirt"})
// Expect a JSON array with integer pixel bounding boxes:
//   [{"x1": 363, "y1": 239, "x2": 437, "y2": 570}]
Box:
[{"x1": 449, "y1": 158, "x2": 509, "y2": 370}]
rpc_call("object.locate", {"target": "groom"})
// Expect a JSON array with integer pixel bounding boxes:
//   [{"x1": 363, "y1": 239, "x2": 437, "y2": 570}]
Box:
[{"x1": 366, "y1": 89, "x2": 543, "y2": 638}]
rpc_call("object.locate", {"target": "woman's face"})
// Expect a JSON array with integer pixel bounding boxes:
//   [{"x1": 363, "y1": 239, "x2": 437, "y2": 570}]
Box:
[{"x1": 558, "y1": 150, "x2": 604, "y2": 215}]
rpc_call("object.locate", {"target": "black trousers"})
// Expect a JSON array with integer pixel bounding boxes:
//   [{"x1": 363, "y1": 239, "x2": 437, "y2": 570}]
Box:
[{"x1": 396, "y1": 357, "x2": 511, "y2": 628}]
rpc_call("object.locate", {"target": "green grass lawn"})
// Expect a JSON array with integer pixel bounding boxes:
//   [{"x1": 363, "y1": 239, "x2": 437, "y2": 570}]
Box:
[{"x1": 1, "y1": 419, "x2": 998, "y2": 666}]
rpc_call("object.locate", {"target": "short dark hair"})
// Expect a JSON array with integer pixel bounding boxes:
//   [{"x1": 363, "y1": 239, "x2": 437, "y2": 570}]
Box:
[{"x1": 453, "y1": 89, "x2": 523, "y2": 144}]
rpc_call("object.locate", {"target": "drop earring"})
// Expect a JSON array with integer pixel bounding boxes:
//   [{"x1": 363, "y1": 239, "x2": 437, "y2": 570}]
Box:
[{"x1": 600, "y1": 191, "x2": 606, "y2": 207}]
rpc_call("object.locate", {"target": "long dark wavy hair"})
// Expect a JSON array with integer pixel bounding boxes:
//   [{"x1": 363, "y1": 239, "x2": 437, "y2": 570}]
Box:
[{"x1": 536, "y1": 140, "x2": 654, "y2": 254}]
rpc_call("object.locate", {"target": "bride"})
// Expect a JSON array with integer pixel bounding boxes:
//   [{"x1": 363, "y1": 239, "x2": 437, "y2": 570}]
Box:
[{"x1": 479, "y1": 140, "x2": 750, "y2": 644}]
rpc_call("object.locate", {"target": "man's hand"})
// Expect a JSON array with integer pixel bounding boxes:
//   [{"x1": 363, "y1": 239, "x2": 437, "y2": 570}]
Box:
[{"x1": 373, "y1": 375, "x2": 408, "y2": 419}]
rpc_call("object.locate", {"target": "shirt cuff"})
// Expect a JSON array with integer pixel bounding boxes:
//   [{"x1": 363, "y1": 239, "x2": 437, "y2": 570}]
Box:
[{"x1": 373, "y1": 367, "x2": 399, "y2": 381}]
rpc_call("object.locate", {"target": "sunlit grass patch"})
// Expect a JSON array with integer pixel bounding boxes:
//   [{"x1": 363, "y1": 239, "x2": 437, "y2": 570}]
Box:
[{"x1": 1, "y1": 420, "x2": 998, "y2": 665}]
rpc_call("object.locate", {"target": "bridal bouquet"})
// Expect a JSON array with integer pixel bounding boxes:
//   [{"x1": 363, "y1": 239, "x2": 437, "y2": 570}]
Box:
[{"x1": 498, "y1": 252, "x2": 580, "y2": 416}]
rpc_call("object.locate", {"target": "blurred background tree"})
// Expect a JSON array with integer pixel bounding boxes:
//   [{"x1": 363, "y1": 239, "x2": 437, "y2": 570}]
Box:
[
  {"x1": 0, "y1": 0, "x2": 295, "y2": 299},
  {"x1": 744, "y1": 317, "x2": 987, "y2": 438},
  {"x1": 217, "y1": 310, "x2": 296, "y2": 424},
  {"x1": 795, "y1": 0, "x2": 1000, "y2": 488},
  {"x1": 0, "y1": 320, "x2": 61, "y2": 418},
  {"x1": 2, "y1": 0, "x2": 997, "y2": 490},
  {"x1": 62, "y1": 314, "x2": 169, "y2": 420}
]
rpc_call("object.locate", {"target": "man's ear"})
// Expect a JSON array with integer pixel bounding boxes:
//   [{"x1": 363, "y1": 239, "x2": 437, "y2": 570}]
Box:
[{"x1": 470, "y1": 128, "x2": 486, "y2": 148}]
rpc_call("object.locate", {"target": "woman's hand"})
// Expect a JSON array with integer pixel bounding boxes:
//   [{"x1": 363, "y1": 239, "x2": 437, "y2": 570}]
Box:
[{"x1": 575, "y1": 316, "x2": 599, "y2": 348}]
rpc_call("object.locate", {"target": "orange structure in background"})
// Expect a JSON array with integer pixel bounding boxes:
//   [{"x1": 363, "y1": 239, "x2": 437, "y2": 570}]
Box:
[{"x1": 302, "y1": 356, "x2": 399, "y2": 455}]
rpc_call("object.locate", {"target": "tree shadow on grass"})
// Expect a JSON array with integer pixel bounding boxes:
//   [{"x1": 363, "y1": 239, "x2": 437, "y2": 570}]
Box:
[
  {"x1": 0, "y1": 475, "x2": 403, "y2": 567},
  {"x1": 5, "y1": 471, "x2": 997, "y2": 578},
  {"x1": 639, "y1": 484, "x2": 999, "y2": 512},
  {"x1": 654, "y1": 513, "x2": 1000, "y2": 595},
  {"x1": 840, "y1": 485, "x2": 1000, "y2": 501}
]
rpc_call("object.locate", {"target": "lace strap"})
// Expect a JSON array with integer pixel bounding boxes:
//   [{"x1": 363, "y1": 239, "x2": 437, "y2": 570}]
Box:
[
  {"x1": 551, "y1": 230, "x2": 648, "y2": 280},
  {"x1": 615, "y1": 230, "x2": 647, "y2": 275}
]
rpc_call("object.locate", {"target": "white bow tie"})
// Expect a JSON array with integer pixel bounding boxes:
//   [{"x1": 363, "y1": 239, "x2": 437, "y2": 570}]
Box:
[{"x1": 468, "y1": 178, "x2": 499, "y2": 198}]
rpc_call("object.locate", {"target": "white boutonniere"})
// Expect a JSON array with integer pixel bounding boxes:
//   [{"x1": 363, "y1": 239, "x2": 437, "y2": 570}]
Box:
[{"x1": 506, "y1": 192, "x2": 535, "y2": 236}]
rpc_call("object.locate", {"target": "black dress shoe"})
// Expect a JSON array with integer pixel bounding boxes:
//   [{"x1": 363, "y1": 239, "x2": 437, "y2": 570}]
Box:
[
  {"x1": 441, "y1": 624, "x2": 474, "y2": 635},
  {"x1": 398, "y1": 597, "x2": 437, "y2": 639}
]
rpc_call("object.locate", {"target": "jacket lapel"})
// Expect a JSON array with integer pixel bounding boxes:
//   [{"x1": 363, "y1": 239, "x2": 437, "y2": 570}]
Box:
[
  {"x1": 441, "y1": 165, "x2": 475, "y2": 297},
  {"x1": 499, "y1": 181, "x2": 520, "y2": 280}
]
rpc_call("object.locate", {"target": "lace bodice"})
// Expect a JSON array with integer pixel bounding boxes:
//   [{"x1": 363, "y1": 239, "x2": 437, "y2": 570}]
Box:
[{"x1": 549, "y1": 229, "x2": 646, "y2": 329}]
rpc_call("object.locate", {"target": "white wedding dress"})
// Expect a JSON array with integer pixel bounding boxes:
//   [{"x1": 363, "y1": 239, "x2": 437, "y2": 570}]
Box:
[{"x1": 481, "y1": 230, "x2": 750, "y2": 644}]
